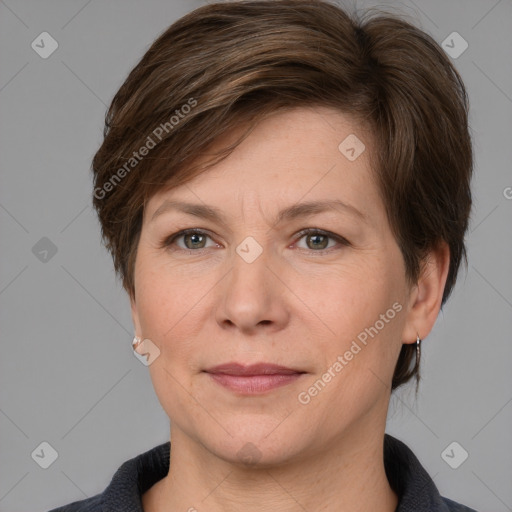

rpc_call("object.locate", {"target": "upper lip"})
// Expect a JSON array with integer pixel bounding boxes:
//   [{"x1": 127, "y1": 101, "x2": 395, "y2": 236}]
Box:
[{"x1": 204, "y1": 363, "x2": 305, "y2": 376}]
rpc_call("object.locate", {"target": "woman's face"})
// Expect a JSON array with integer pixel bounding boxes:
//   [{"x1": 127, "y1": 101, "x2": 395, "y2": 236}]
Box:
[{"x1": 131, "y1": 106, "x2": 424, "y2": 465}]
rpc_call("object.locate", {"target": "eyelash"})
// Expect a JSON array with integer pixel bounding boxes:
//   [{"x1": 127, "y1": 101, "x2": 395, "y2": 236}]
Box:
[{"x1": 159, "y1": 228, "x2": 350, "y2": 255}]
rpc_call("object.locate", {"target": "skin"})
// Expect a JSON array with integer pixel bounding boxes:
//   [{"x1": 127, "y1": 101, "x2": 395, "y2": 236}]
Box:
[{"x1": 131, "y1": 106, "x2": 450, "y2": 512}]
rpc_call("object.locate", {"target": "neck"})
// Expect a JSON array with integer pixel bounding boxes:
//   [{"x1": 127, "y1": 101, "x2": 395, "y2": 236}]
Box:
[{"x1": 143, "y1": 423, "x2": 398, "y2": 512}]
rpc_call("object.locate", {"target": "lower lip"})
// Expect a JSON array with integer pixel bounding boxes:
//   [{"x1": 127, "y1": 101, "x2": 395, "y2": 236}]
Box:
[{"x1": 206, "y1": 373, "x2": 303, "y2": 394}]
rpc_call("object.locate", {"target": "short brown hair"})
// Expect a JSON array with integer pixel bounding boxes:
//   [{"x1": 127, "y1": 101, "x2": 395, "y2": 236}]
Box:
[{"x1": 91, "y1": 0, "x2": 473, "y2": 389}]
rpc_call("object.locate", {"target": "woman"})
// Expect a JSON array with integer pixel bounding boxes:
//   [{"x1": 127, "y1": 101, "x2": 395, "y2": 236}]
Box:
[{"x1": 50, "y1": 0, "x2": 477, "y2": 510}]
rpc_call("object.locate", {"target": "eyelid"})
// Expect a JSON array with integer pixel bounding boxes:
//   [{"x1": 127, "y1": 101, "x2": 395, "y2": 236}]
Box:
[
  {"x1": 160, "y1": 227, "x2": 350, "y2": 253},
  {"x1": 160, "y1": 228, "x2": 218, "y2": 251},
  {"x1": 292, "y1": 228, "x2": 350, "y2": 252}
]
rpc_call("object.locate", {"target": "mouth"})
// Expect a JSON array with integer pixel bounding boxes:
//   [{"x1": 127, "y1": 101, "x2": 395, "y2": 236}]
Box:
[{"x1": 203, "y1": 362, "x2": 307, "y2": 394}]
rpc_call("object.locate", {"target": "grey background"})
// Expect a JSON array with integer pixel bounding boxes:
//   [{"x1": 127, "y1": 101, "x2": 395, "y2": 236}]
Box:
[{"x1": 0, "y1": 0, "x2": 511, "y2": 511}]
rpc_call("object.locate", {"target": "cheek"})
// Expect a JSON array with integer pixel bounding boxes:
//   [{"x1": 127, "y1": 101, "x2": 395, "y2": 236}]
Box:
[
  {"x1": 296, "y1": 257, "x2": 407, "y2": 402},
  {"x1": 294, "y1": 257, "x2": 404, "y2": 338},
  {"x1": 296, "y1": 264, "x2": 405, "y2": 420},
  {"x1": 135, "y1": 252, "x2": 209, "y2": 335},
  {"x1": 134, "y1": 266, "x2": 206, "y2": 413}
]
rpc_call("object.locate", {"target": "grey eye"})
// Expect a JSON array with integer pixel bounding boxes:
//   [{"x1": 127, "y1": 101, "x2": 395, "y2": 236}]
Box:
[{"x1": 183, "y1": 232, "x2": 208, "y2": 249}]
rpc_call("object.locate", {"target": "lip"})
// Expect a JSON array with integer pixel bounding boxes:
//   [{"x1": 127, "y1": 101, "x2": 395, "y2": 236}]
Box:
[
  {"x1": 204, "y1": 363, "x2": 306, "y2": 395},
  {"x1": 205, "y1": 362, "x2": 303, "y2": 376}
]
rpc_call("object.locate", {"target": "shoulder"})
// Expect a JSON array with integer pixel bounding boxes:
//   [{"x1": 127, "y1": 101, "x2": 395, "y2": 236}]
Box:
[
  {"x1": 384, "y1": 434, "x2": 479, "y2": 512},
  {"x1": 47, "y1": 441, "x2": 170, "y2": 512},
  {"x1": 441, "y1": 496, "x2": 479, "y2": 512}
]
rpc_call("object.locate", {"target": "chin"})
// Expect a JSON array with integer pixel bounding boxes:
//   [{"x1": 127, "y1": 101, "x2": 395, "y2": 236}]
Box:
[{"x1": 195, "y1": 417, "x2": 310, "y2": 467}]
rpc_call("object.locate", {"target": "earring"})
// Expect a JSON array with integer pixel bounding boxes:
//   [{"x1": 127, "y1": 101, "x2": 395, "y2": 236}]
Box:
[
  {"x1": 132, "y1": 335, "x2": 142, "y2": 350},
  {"x1": 416, "y1": 334, "x2": 422, "y2": 365}
]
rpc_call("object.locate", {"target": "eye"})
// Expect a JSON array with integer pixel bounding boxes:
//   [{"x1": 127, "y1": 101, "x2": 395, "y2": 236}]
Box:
[
  {"x1": 294, "y1": 228, "x2": 349, "y2": 253},
  {"x1": 160, "y1": 229, "x2": 218, "y2": 252},
  {"x1": 160, "y1": 228, "x2": 350, "y2": 254}
]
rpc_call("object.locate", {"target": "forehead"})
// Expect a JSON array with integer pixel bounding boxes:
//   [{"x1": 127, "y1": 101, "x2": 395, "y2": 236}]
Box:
[{"x1": 146, "y1": 106, "x2": 380, "y2": 223}]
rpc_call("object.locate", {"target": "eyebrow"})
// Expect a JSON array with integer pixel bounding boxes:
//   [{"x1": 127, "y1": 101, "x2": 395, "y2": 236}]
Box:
[{"x1": 150, "y1": 198, "x2": 367, "y2": 225}]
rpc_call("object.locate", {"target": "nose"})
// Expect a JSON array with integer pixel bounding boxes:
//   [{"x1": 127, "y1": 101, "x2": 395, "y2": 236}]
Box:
[{"x1": 215, "y1": 242, "x2": 290, "y2": 336}]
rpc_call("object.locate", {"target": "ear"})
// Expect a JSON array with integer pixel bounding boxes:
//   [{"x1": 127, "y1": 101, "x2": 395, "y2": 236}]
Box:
[
  {"x1": 401, "y1": 241, "x2": 450, "y2": 344},
  {"x1": 130, "y1": 294, "x2": 142, "y2": 338}
]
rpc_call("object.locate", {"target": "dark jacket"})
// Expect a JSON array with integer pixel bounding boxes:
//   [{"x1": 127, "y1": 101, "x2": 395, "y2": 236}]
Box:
[{"x1": 48, "y1": 434, "x2": 478, "y2": 512}]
